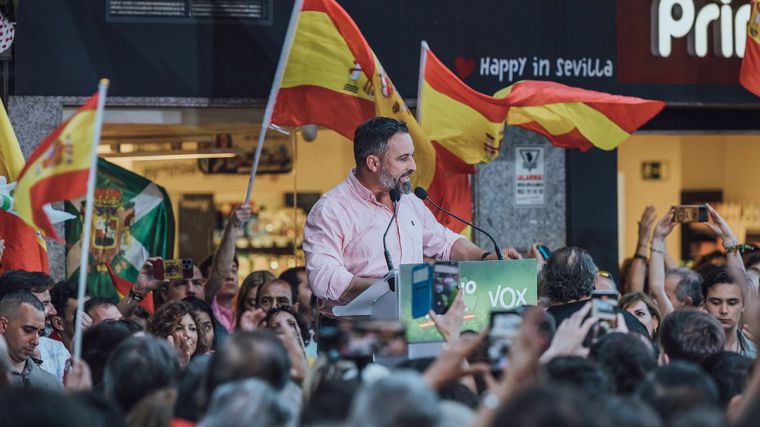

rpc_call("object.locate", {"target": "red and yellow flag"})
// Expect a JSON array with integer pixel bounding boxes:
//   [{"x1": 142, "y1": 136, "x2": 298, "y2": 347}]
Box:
[
  {"x1": 14, "y1": 93, "x2": 99, "y2": 242},
  {"x1": 497, "y1": 81, "x2": 666, "y2": 152},
  {"x1": 741, "y1": 0, "x2": 760, "y2": 97},
  {"x1": 271, "y1": 0, "x2": 436, "y2": 189},
  {"x1": 0, "y1": 101, "x2": 48, "y2": 273},
  {"x1": 420, "y1": 47, "x2": 508, "y2": 165},
  {"x1": 105, "y1": 263, "x2": 154, "y2": 314}
]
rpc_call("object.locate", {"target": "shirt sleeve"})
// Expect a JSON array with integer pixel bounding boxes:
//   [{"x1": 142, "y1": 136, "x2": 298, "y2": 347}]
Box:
[
  {"x1": 417, "y1": 199, "x2": 463, "y2": 260},
  {"x1": 303, "y1": 201, "x2": 355, "y2": 302}
]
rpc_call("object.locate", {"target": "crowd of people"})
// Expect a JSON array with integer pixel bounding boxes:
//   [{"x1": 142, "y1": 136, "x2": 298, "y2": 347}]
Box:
[
  {"x1": 2, "y1": 117, "x2": 760, "y2": 426},
  {"x1": 0, "y1": 202, "x2": 758, "y2": 427}
]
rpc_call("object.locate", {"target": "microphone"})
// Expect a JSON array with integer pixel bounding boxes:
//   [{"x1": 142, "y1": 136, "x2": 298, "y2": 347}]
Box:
[
  {"x1": 383, "y1": 187, "x2": 402, "y2": 272},
  {"x1": 414, "y1": 187, "x2": 504, "y2": 260}
]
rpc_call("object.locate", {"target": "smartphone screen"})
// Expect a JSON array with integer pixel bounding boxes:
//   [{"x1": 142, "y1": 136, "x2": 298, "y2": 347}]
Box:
[
  {"x1": 673, "y1": 205, "x2": 708, "y2": 223},
  {"x1": 590, "y1": 290, "x2": 619, "y2": 337},
  {"x1": 488, "y1": 310, "x2": 523, "y2": 372},
  {"x1": 432, "y1": 262, "x2": 459, "y2": 315},
  {"x1": 411, "y1": 264, "x2": 432, "y2": 319}
]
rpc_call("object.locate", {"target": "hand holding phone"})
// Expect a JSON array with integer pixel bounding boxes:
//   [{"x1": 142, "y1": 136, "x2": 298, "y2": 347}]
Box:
[{"x1": 153, "y1": 258, "x2": 194, "y2": 281}]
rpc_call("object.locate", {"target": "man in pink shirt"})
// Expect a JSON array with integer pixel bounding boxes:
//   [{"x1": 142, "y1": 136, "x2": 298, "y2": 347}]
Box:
[{"x1": 304, "y1": 117, "x2": 519, "y2": 317}]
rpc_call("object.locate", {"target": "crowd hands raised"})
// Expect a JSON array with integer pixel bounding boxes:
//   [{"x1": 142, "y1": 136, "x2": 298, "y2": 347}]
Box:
[{"x1": 1, "y1": 203, "x2": 760, "y2": 427}]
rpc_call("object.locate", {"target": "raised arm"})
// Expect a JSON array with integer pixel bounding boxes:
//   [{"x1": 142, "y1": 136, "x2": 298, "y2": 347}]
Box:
[
  {"x1": 204, "y1": 205, "x2": 251, "y2": 303},
  {"x1": 627, "y1": 206, "x2": 656, "y2": 293},
  {"x1": 649, "y1": 208, "x2": 676, "y2": 317},
  {"x1": 705, "y1": 204, "x2": 749, "y2": 285},
  {"x1": 117, "y1": 257, "x2": 164, "y2": 317}
]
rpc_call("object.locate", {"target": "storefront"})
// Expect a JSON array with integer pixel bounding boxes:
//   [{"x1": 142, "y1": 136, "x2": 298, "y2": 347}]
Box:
[{"x1": 10, "y1": 0, "x2": 760, "y2": 280}]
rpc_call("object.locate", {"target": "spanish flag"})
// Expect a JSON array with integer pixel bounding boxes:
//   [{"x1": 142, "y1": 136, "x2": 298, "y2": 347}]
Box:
[
  {"x1": 271, "y1": 0, "x2": 437, "y2": 189},
  {"x1": 105, "y1": 263, "x2": 155, "y2": 314},
  {"x1": 498, "y1": 81, "x2": 666, "y2": 152},
  {"x1": 14, "y1": 93, "x2": 100, "y2": 242},
  {"x1": 418, "y1": 45, "x2": 503, "y2": 232},
  {"x1": 741, "y1": 0, "x2": 760, "y2": 97},
  {"x1": 0, "y1": 101, "x2": 48, "y2": 273}
]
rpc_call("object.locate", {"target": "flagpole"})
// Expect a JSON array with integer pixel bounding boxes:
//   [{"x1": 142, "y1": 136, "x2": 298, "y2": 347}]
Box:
[
  {"x1": 73, "y1": 79, "x2": 109, "y2": 361},
  {"x1": 244, "y1": 0, "x2": 304, "y2": 204},
  {"x1": 416, "y1": 40, "x2": 429, "y2": 123}
]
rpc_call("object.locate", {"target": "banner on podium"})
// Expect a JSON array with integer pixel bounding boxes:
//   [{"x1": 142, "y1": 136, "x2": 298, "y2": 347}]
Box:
[{"x1": 399, "y1": 259, "x2": 537, "y2": 343}]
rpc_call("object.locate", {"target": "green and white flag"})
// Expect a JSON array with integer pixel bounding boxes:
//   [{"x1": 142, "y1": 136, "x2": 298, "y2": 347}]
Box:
[{"x1": 65, "y1": 158, "x2": 174, "y2": 300}]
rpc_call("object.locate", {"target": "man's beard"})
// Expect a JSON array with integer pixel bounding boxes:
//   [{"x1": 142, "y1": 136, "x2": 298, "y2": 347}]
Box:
[{"x1": 379, "y1": 166, "x2": 412, "y2": 195}]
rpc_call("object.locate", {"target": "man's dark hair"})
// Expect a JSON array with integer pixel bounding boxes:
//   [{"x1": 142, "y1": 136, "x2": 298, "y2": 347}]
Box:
[
  {"x1": 264, "y1": 304, "x2": 310, "y2": 345},
  {"x1": 666, "y1": 268, "x2": 704, "y2": 307},
  {"x1": 256, "y1": 279, "x2": 297, "y2": 306},
  {"x1": 206, "y1": 331, "x2": 290, "y2": 402},
  {"x1": 743, "y1": 251, "x2": 760, "y2": 269},
  {"x1": 543, "y1": 356, "x2": 612, "y2": 396},
  {"x1": 699, "y1": 351, "x2": 753, "y2": 409},
  {"x1": 301, "y1": 378, "x2": 361, "y2": 426},
  {"x1": 0, "y1": 290, "x2": 45, "y2": 316},
  {"x1": 599, "y1": 396, "x2": 662, "y2": 427},
  {"x1": 491, "y1": 384, "x2": 607, "y2": 427},
  {"x1": 701, "y1": 265, "x2": 745, "y2": 301},
  {"x1": 174, "y1": 354, "x2": 212, "y2": 422},
  {"x1": 198, "y1": 254, "x2": 238, "y2": 279},
  {"x1": 51, "y1": 280, "x2": 79, "y2": 321},
  {"x1": 589, "y1": 332, "x2": 657, "y2": 394},
  {"x1": 635, "y1": 362, "x2": 719, "y2": 425},
  {"x1": 0, "y1": 270, "x2": 54, "y2": 300},
  {"x1": 353, "y1": 117, "x2": 408, "y2": 167},
  {"x1": 279, "y1": 267, "x2": 305, "y2": 302},
  {"x1": 660, "y1": 309, "x2": 725, "y2": 363},
  {"x1": 104, "y1": 335, "x2": 180, "y2": 413},
  {"x1": 82, "y1": 320, "x2": 139, "y2": 385},
  {"x1": 540, "y1": 247, "x2": 598, "y2": 303},
  {"x1": 84, "y1": 297, "x2": 117, "y2": 315},
  {"x1": 0, "y1": 387, "x2": 118, "y2": 427}
]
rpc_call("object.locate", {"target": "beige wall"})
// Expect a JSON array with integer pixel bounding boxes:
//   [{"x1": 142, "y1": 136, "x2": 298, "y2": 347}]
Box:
[{"x1": 618, "y1": 135, "x2": 682, "y2": 264}]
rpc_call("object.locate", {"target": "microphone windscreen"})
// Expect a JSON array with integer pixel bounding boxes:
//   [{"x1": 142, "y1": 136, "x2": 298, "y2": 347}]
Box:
[
  {"x1": 390, "y1": 188, "x2": 401, "y2": 202},
  {"x1": 413, "y1": 187, "x2": 428, "y2": 200}
]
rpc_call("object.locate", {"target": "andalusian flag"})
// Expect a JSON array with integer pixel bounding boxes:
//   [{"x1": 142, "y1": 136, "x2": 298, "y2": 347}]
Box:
[
  {"x1": 497, "y1": 81, "x2": 665, "y2": 152},
  {"x1": 65, "y1": 158, "x2": 174, "y2": 302},
  {"x1": 271, "y1": 0, "x2": 437, "y2": 189},
  {"x1": 14, "y1": 93, "x2": 100, "y2": 241},
  {"x1": 0, "y1": 101, "x2": 48, "y2": 272},
  {"x1": 741, "y1": 0, "x2": 760, "y2": 97}
]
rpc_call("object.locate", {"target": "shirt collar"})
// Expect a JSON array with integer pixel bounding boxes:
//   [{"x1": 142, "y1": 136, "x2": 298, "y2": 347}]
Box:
[{"x1": 347, "y1": 169, "x2": 380, "y2": 204}]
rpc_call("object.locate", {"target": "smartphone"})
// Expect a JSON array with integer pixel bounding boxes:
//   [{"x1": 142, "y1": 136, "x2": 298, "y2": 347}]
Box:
[
  {"x1": 341, "y1": 320, "x2": 408, "y2": 359},
  {"x1": 590, "y1": 290, "x2": 620, "y2": 340},
  {"x1": 412, "y1": 264, "x2": 433, "y2": 318},
  {"x1": 488, "y1": 309, "x2": 525, "y2": 372},
  {"x1": 537, "y1": 245, "x2": 551, "y2": 260},
  {"x1": 432, "y1": 262, "x2": 459, "y2": 315},
  {"x1": 153, "y1": 258, "x2": 194, "y2": 281},
  {"x1": 673, "y1": 205, "x2": 708, "y2": 223}
]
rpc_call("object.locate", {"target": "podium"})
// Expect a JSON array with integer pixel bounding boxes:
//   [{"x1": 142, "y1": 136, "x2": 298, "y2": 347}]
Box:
[{"x1": 332, "y1": 259, "x2": 537, "y2": 359}]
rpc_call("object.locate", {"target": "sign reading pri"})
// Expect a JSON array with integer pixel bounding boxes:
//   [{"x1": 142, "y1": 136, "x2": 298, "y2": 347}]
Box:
[{"x1": 514, "y1": 146, "x2": 545, "y2": 206}]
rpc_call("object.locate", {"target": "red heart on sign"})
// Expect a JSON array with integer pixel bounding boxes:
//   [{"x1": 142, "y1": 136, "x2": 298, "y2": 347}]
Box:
[{"x1": 454, "y1": 57, "x2": 475, "y2": 80}]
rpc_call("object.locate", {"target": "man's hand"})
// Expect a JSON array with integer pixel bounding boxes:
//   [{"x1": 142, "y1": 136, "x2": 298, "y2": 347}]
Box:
[
  {"x1": 423, "y1": 329, "x2": 487, "y2": 390},
  {"x1": 429, "y1": 288, "x2": 465, "y2": 342},
  {"x1": 706, "y1": 203, "x2": 738, "y2": 248},
  {"x1": 539, "y1": 303, "x2": 597, "y2": 363},
  {"x1": 65, "y1": 359, "x2": 93, "y2": 392},
  {"x1": 637, "y1": 206, "x2": 657, "y2": 246},
  {"x1": 134, "y1": 257, "x2": 166, "y2": 295},
  {"x1": 276, "y1": 317, "x2": 308, "y2": 383},
  {"x1": 652, "y1": 207, "x2": 677, "y2": 243},
  {"x1": 238, "y1": 308, "x2": 267, "y2": 332},
  {"x1": 230, "y1": 204, "x2": 252, "y2": 229}
]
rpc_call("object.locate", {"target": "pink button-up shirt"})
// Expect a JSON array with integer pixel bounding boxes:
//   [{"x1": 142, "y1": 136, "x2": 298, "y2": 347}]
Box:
[{"x1": 303, "y1": 171, "x2": 462, "y2": 314}]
